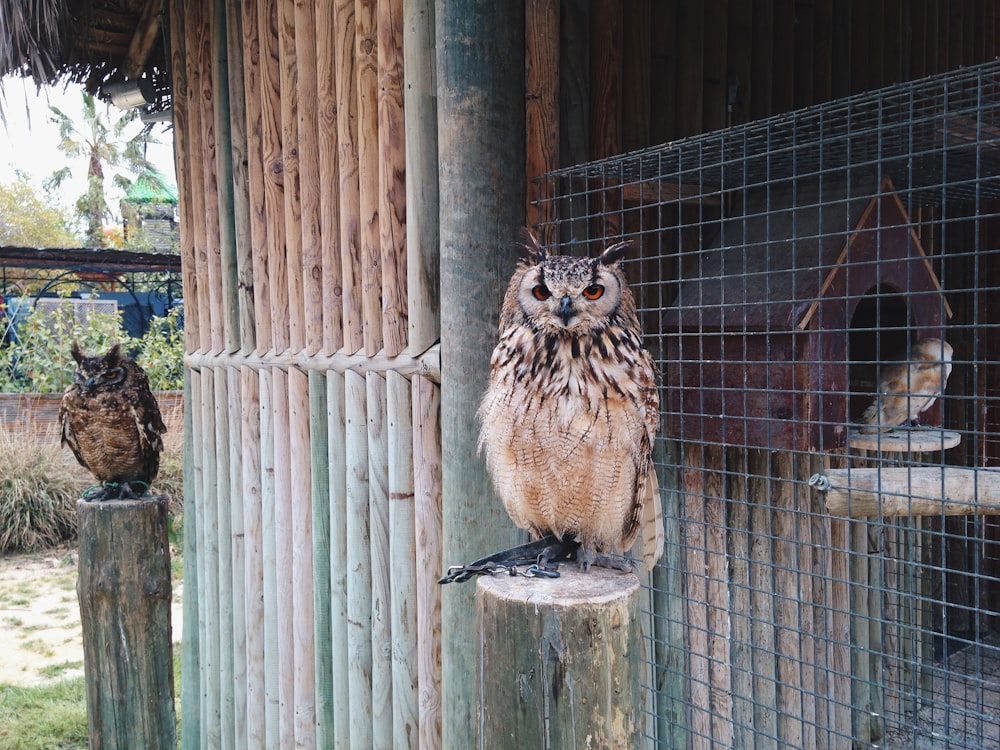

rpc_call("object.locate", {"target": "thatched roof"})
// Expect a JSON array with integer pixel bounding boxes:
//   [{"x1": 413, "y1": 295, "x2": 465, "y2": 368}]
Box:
[{"x1": 0, "y1": 0, "x2": 166, "y2": 97}]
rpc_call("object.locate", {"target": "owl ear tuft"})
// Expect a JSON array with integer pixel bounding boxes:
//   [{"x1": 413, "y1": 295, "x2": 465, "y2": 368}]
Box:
[
  {"x1": 104, "y1": 343, "x2": 122, "y2": 362},
  {"x1": 70, "y1": 341, "x2": 84, "y2": 364},
  {"x1": 596, "y1": 239, "x2": 636, "y2": 267},
  {"x1": 513, "y1": 228, "x2": 547, "y2": 265}
]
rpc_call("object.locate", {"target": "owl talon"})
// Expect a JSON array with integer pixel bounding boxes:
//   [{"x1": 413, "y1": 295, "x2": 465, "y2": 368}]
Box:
[{"x1": 575, "y1": 545, "x2": 636, "y2": 573}]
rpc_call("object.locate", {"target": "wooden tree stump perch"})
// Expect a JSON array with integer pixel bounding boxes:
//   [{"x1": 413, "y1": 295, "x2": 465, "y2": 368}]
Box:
[
  {"x1": 77, "y1": 495, "x2": 176, "y2": 750},
  {"x1": 477, "y1": 567, "x2": 643, "y2": 749}
]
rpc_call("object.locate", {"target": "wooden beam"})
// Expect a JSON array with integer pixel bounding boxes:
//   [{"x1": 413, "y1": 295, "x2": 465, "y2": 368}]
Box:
[
  {"x1": 123, "y1": 0, "x2": 163, "y2": 78},
  {"x1": 814, "y1": 467, "x2": 1000, "y2": 517}
]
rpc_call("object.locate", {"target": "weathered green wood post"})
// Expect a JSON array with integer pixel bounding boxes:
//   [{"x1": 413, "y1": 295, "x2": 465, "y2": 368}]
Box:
[
  {"x1": 436, "y1": 1, "x2": 527, "y2": 748},
  {"x1": 477, "y1": 569, "x2": 643, "y2": 749},
  {"x1": 77, "y1": 496, "x2": 176, "y2": 750}
]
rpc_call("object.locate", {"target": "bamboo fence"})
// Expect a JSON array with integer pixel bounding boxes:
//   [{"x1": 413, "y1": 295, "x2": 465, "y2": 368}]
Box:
[{"x1": 171, "y1": 1, "x2": 441, "y2": 748}]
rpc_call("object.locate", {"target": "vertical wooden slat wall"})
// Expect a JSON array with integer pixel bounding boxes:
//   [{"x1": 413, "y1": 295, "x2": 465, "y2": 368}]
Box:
[{"x1": 173, "y1": 0, "x2": 441, "y2": 748}]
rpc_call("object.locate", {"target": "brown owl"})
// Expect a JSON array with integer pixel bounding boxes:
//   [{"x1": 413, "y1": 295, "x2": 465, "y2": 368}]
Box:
[
  {"x1": 478, "y1": 231, "x2": 663, "y2": 572},
  {"x1": 858, "y1": 338, "x2": 953, "y2": 433},
  {"x1": 60, "y1": 341, "x2": 167, "y2": 501}
]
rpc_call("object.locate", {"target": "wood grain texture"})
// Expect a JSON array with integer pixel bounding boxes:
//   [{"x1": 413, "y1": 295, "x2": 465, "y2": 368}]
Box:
[
  {"x1": 412, "y1": 374, "x2": 442, "y2": 750},
  {"x1": 294, "y1": 0, "x2": 325, "y2": 357},
  {"x1": 526, "y1": 0, "x2": 559, "y2": 230},
  {"x1": 336, "y1": 0, "x2": 364, "y2": 353},
  {"x1": 379, "y1": 0, "x2": 408, "y2": 357},
  {"x1": 279, "y1": 0, "x2": 304, "y2": 353},
  {"x1": 317, "y1": 1, "x2": 344, "y2": 355},
  {"x1": 78, "y1": 497, "x2": 176, "y2": 750},
  {"x1": 357, "y1": 0, "x2": 384, "y2": 356},
  {"x1": 477, "y1": 568, "x2": 642, "y2": 749}
]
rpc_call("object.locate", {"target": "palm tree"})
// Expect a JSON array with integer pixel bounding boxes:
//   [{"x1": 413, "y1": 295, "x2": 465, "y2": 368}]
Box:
[{"x1": 45, "y1": 91, "x2": 162, "y2": 247}]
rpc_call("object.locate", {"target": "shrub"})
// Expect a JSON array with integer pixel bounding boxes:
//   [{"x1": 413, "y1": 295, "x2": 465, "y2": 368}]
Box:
[
  {"x1": 0, "y1": 296, "x2": 184, "y2": 393},
  {"x1": 0, "y1": 431, "x2": 87, "y2": 553}
]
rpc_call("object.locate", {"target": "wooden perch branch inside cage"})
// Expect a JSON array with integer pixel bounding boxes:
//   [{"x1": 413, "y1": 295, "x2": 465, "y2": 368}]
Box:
[{"x1": 811, "y1": 467, "x2": 1000, "y2": 518}]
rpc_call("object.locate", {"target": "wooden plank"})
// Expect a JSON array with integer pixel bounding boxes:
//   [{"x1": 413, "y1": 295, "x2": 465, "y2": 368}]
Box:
[
  {"x1": 403, "y1": 0, "x2": 440, "y2": 354},
  {"x1": 378, "y1": 0, "x2": 407, "y2": 357},
  {"x1": 326, "y1": 372, "x2": 351, "y2": 750},
  {"x1": 812, "y1": 0, "x2": 834, "y2": 104},
  {"x1": 747, "y1": 449, "x2": 778, "y2": 743},
  {"x1": 178, "y1": 373, "x2": 201, "y2": 748},
  {"x1": 366, "y1": 373, "x2": 392, "y2": 748},
  {"x1": 213, "y1": 0, "x2": 240, "y2": 355},
  {"x1": 725, "y1": 0, "x2": 753, "y2": 126},
  {"x1": 183, "y1": 0, "x2": 208, "y2": 352},
  {"x1": 387, "y1": 371, "x2": 417, "y2": 748},
  {"x1": 309, "y1": 371, "x2": 334, "y2": 747},
  {"x1": 676, "y1": 2, "x2": 705, "y2": 138},
  {"x1": 357, "y1": 0, "x2": 384, "y2": 356},
  {"x1": 288, "y1": 367, "x2": 316, "y2": 747},
  {"x1": 336, "y1": 0, "x2": 364, "y2": 354},
  {"x1": 589, "y1": 0, "x2": 623, "y2": 238},
  {"x1": 198, "y1": 369, "x2": 221, "y2": 746},
  {"x1": 170, "y1": 0, "x2": 195, "y2": 355},
  {"x1": 590, "y1": 0, "x2": 622, "y2": 158},
  {"x1": 412, "y1": 374, "x2": 442, "y2": 749},
  {"x1": 704, "y1": 445, "x2": 733, "y2": 746},
  {"x1": 750, "y1": 0, "x2": 775, "y2": 119},
  {"x1": 526, "y1": 0, "x2": 560, "y2": 231},
  {"x1": 242, "y1": 366, "x2": 265, "y2": 748},
  {"x1": 200, "y1": 0, "x2": 224, "y2": 354},
  {"x1": 258, "y1": 0, "x2": 289, "y2": 353},
  {"x1": 259, "y1": 368, "x2": 280, "y2": 748},
  {"x1": 227, "y1": 367, "x2": 246, "y2": 750},
  {"x1": 681, "y1": 444, "x2": 712, "y2": 748},
  {"x1": 213, "y1": 368, "x2": 235, "y2": 748},
  {"x1": 317, "y1": 1, "x2": 344, "y2": 355},
  {"x1": 224, "y1": 0, "x2": 255, "y2": 354},
  {"x1": 771, "y1": 0, "x2": 795, "y2": 113},
  {"x1": 279, "y1": 0, "x2": 304, "y2": 354},
  {"x1": 271, "y1": 369, "x2": 295, "y2": 748},
  {"x1": 294, "y1": 0, "x2": 325, "y2": 356},
  {"x1": 241, "y1": 0, "x2": 271, "y2": 354},
  {"x1": 558, "y1": 0, "x2": 591, "y2": 244},
  {"x1": 345, "y1": 369, "x2": 373, "y2": 749},
  {"x1": 702, "y1": 0, "x2": 728, "y2": 132},
  {"x1": 725, "y1": 448, "x2": 754, "y2": 747},
  {"x1": 793, "y1": 0, "x2": 815, "y2": 108},
  {"x1": 771, "y1": 452, "x2": 803, "y2": 747}
]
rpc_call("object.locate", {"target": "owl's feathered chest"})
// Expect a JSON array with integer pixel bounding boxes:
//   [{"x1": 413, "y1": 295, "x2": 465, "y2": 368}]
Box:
[{"x1": 485, "y1": 322, "x2": 654, "y2": 418}]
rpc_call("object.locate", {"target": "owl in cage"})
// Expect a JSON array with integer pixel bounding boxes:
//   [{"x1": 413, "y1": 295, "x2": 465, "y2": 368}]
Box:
[
  {"x1": 857, "y1": 338, "x2": 954, "y2": 433},
  {"x1": 478, "y1": 230, "x2": 664, "y2": 572},
  {"x1": 60, "y1": 341, "x2": 167, "y2": 501}
]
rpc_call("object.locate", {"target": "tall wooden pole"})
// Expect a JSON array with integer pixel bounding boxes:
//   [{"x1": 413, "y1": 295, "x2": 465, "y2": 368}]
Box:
[
  {"x1": 77, "y1": 496, "x2": 176, "y2": 750},
  {"x1": 435, "y1": 2, "x2": 526, "y2": 747}
]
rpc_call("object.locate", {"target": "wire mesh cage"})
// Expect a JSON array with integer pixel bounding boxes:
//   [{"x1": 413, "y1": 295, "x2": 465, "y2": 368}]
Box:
[{"x1": 535, "y1": 60, "x2": 1000, "y2": 749}]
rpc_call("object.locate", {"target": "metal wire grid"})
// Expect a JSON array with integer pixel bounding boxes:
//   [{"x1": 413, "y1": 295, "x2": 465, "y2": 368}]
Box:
[{"x1": 535, "y1": 60, "x2": 1000, "y2": 749}]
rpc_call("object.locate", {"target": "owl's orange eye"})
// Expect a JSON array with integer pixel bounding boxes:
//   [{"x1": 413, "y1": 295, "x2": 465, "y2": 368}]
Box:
[
  {"x1": 532, "y1": 284, "x2": 552, "y2": 301},
  {"x1": 583, "y1": 284, "x2": 605, "y2": 300}
]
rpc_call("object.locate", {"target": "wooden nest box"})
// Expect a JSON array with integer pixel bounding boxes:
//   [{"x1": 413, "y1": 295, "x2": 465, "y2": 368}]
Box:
[{"x1": 660, "y1": 178, "x2": 952, "y2": 452}]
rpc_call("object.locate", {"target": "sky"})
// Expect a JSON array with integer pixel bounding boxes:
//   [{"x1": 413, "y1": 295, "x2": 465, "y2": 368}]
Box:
[{"x1": 0, "y1": 75, "x2": 176, "y2": 224}]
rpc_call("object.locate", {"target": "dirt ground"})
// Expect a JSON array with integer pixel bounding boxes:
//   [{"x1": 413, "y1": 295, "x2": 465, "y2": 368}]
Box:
[{"x1": 0, "y1": 544, "x2": 183, "y2": 687}]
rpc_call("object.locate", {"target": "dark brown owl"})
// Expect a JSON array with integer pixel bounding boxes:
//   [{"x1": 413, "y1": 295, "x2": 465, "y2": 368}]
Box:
[{"x1": 59, "y1": 341, "x2": 167, "y2": 501}]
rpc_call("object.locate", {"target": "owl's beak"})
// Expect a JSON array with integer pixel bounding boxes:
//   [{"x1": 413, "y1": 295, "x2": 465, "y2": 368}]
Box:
[{"x1": 559, "y1": 295, "x2": 573, "y2": 326}]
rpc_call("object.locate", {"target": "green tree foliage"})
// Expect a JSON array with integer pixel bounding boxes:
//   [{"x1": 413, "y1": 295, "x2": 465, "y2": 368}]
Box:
[
  {"x1": 0, "y1": 296, "x2": 184, "y2": 393},
  {"x1": 45, "y1": 92, "x2": 162, "y2": 248},
  {"x1": 0, "y1": 174, "x2": 79, "y2": 247}
]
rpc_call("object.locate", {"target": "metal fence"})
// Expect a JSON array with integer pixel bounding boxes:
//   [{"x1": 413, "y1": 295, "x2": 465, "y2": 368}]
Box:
[{"x1": 535, "y1": 60, "x2": 1000, "y2": 749}]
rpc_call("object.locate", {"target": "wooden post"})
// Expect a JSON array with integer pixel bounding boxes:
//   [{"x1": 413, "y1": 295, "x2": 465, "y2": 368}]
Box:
[
  {"x1": 477, "y1": 569, "x2": 643, "y2": 749},
  {"x1": 77, "y1": 496, "x2": 176, "y2": 750},
  {"x1": 436, "y1": 3, "x2": 526, "y2": 746}
]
